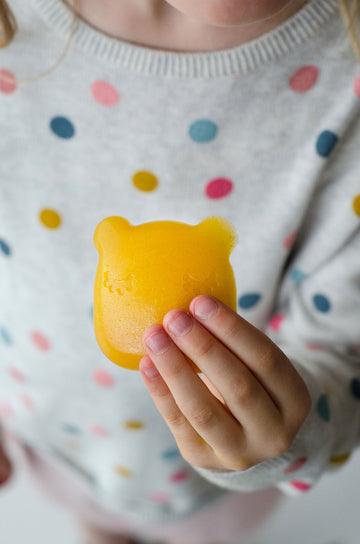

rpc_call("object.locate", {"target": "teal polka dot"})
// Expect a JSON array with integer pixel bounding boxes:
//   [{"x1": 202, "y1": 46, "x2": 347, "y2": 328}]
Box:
[
  {"x1": 161, "y1": 447, "x2": 181, "y2": 460},
  {"x1": 290, "y1": 268, "x2": 307, "y2": 283},
  {"x1": 0, "y1": 239, "x2": 11, "y2": 257},
  {"x1": 350, "y1": 378, "x2": 360, "y2": 400},
  {"x1": 189, "y1": 120, "x2": 218, "y2": 143},
  {"x1": 316, "y1": 130, "x2": 338, "y2": 157},
  {"x1": 50, "y1": 116, "x2": 75, "y2": 139},
  {"x1": 238, "y1": 293, "x2": 261, "y2": 309},
  {"x1": 0, "y1": 327, "x2": 12, "y2": 345},
  {"x1": 313, "y1": 294, "x2": 331, "y2": 313},
  {"x1": 317, "y1": 394, "x2": 330, "y2": 422},
  {"x1": 62, "y1": 423, "x2": 81, "y2": 435}
]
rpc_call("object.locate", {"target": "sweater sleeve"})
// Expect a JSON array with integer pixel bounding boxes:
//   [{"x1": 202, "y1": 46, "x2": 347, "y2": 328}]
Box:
[{"x1": 193, "y1": 123, "x2": 360, "y2": 495}]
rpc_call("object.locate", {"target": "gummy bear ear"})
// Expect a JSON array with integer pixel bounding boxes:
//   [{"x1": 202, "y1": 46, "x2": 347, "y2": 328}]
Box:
[
  {"x1": 197, "y1": 216, "x2": 237, "y2": 254},
  {"x1": 94, "y1": 217, "x2": 132, "y2": 252}
]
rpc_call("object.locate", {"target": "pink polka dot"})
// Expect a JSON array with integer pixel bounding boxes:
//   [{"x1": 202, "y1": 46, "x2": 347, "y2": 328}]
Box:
[
  {"x1": 20, "y1": 392, "x2": 34, "y2": 410},
  {"x1": 0, "y1": 401, "x2": 14, "y2": 419},
  {"x1": 289, "y1": 65, "x2": 319, "y2": 93},
  {"x1": 90, "y1": 424, "x2": 110, "y2": 437},
  {"x1": 283, "y1": 230, "x2": 297, "y2": 250},
  {"x1": 205, "y1": 177, "x2": 233, "y2": 199},
  {"x1": 289, "y1": 480, "x2": 312, "y2": 492},
  {"x1": 149, "y1": 491, "x2": 171, "y2": 504},
  {"x1": 8, "y1": 366, "x2": 26, "y2": 383},
  {"x1": 92, "y1": 369, "x2": 115, "y2": 388},
  {"x1": 91, "y1": 80, "x2": 119, "y2": 107},
  {"x1": 306, "y1": 343, "x2": 324, "y2": 351},
  {"x1": 354, "y1": 74, "x2": 360, "y2": 98},
  {"x1": 0, "y1": 69, "x2": 17, "y2": 94},
  {"x1": 169, "y1": 468, "x2": 190, "y2": 483},
  {"x1": 284, "y1": 457, "x2": 308, "y2": 474},
  {"x1": 267, "y1": 313, "x2": 284, "y2": 331},
  {"x1": 30, "y1": 331, "x2": 51, "y2": 351}
]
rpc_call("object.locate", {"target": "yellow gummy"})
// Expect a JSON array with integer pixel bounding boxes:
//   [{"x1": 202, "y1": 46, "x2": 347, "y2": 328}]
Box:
[{"x1": 93, "y1": 216, "x2": 237, "y2": 371}]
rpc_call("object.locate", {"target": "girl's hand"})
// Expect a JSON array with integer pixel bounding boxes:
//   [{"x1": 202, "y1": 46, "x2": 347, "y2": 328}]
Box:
[{"x1": 140, "y1": 295, "x2": 312, "y2": 471}]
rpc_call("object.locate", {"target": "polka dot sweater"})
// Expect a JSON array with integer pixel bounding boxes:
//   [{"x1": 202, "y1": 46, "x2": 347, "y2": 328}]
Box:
[{"x1": 0, "y1": 0, "x2": 360, "y2": 522}]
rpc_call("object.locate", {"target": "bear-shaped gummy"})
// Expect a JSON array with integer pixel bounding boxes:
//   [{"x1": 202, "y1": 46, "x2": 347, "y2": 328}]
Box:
[{"x1": 93, "y1": 216, "x2": 237, "y2": 370}]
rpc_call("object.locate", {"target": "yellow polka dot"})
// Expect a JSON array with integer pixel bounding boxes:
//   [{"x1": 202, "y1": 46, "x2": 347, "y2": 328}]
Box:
[
  {"x1": 39, "y1": 208, "x2": 62, "y2": 229},
  {"x1": 114, "y1": 465, "x2": 133, "y2": 478},
  {"x1": 330, "y1": 452, "x2": 351, "y2": 465},
  {"x1": 123, "y1": 420, "x2": 144, "y2": 430},
  {"x1": 63, "y1": 439, "x2": 80, "y2": 450},
  {"x1": 132, "y1": 171, "x2": 158, "y2": 192},
  {"x1": 353, "y1": 194, "x2": 360, "y2": 217}
]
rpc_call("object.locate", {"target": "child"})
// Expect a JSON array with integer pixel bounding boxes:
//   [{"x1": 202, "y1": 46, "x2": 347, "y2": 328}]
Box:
[{"x1": 0, "y1": 0, "x2": 360, "y2": 543}]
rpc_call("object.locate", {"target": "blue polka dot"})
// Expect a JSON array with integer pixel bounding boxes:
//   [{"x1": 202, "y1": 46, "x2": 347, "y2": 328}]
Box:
[
  {"x1": 238, "y1": 293, "x2": 261, "y2": 310},
  {"x1": 313, "y1": 294, "x2": 331, "y2": 313},
  {"x1": 350, "y1": 378, "x2": 360, "y2": 400},
  {"x1": 50, "y1": 116, "x2": 75, "y2": 139},
  {"x1": 317, "y1": 394, "x2": 330, "y2": 422},
  {"x1": 0, "y1": 327, "x2": 12, "y2": 345},
  {"x1": 290, "y1": 268, "x2": 307, "y2": 283},
  {"x1": 316, "y1": 130, "x2": 338, "y2": 157},
  {"x1": 89, "y1": 305, "x2": 93, "y2": 321},
  {"x1": 161, "y1": 447, "x2": 181, "y2": 460},
  {"x1": 189, "y1": 120, "x2": 218, "y2": 143},
  {"x1": 62, "y1": 423, "x2": 81, "y2": 435},
  {"x1": 0, "y1": 239, "x2": 11, "y2": 257}
]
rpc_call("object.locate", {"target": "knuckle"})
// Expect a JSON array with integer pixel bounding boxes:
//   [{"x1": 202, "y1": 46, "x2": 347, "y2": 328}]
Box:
[
  {"x1": 179, "y1": 443, "x2": 214, "y2": 468},
  {"x1": 163, "y1": 359, "x2": 186, "y2": 379},
  {"x1": 152, "y1": 385, "x2": 171, "y2": 399},
  {"x1": 257, "y1": 343, "x2": 279, "y2": 374},
  {"x1": 231, "y1": 378, "x2": 256, "y2": 408},
  {"x1": 222, "y1": 315, "x2": 242, "y2": 342},
  {"x1": 165, "y1": 410, "x2": 187, "y2": 429},
  {"x1": 189, "y1": 405, "x2": 218, "y2": 428},
  {"x1": 195, "y1": 336, "x2": 215, "y2": 360}
]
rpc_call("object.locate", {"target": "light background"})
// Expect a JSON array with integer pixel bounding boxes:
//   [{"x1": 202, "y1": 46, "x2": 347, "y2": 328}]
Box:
[{"x1": 0, "y1": 443, "x2": 359, "y2": 544}]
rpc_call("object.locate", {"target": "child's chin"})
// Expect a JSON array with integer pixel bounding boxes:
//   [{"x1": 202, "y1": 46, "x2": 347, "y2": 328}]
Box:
[{"x1": 167, "y1": 0, "x2": 295, "y2": 28}]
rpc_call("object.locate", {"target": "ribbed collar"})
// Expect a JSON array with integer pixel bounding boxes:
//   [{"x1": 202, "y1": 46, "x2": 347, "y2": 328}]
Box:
[{"x1": 29, "y1": 0, "x2": 338, "y2": 78}]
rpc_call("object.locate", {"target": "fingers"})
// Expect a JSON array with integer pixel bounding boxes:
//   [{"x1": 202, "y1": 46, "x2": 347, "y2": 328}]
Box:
[
  {"x1": 139, "y1": 354, "x2": 219, "y2": 468},
  {"x1": 140, "y1": 297, "x2": 311, "y2": 470},
  {"x1": 140, "y1": 325, "x2": 246, "y2": 468},
  {"x1": 160, "y1": 308, "x2": 282, "y2": 442},
  {"x1": 189, "y1": 296, "x2": 311, "y2": 425}
]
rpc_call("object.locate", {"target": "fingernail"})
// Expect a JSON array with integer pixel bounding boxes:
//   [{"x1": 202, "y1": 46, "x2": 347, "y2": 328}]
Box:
[
  {"x1": 193, "y1": 297, "x2": 218, "y2": 319},
  {"x1": 167, "y1": 311, "x2": 192, "y2": 336},
  {"x1": 145, "y1": 330, "x2": 171, "y2": 354}
]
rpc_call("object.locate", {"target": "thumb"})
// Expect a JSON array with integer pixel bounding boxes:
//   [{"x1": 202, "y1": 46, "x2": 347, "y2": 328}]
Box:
[{"x1": 0, "y1": 445, "x2": 13, "y2": 486}]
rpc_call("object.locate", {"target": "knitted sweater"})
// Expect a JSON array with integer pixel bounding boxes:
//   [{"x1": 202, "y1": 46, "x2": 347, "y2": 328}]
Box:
[{"x1": 0, "y1": 0, "x2": 359, "y2": 522}]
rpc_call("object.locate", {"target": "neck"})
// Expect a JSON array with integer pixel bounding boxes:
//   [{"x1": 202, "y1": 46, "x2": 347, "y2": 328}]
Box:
[{"x1": 65, "y1": 0, "x2": 308, "y2": 53}]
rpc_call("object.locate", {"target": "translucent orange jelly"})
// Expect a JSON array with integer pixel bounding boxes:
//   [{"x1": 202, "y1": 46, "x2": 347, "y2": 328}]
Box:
[{"x1": 93, "y1": 216, "x2": 237, "y2": 370}]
